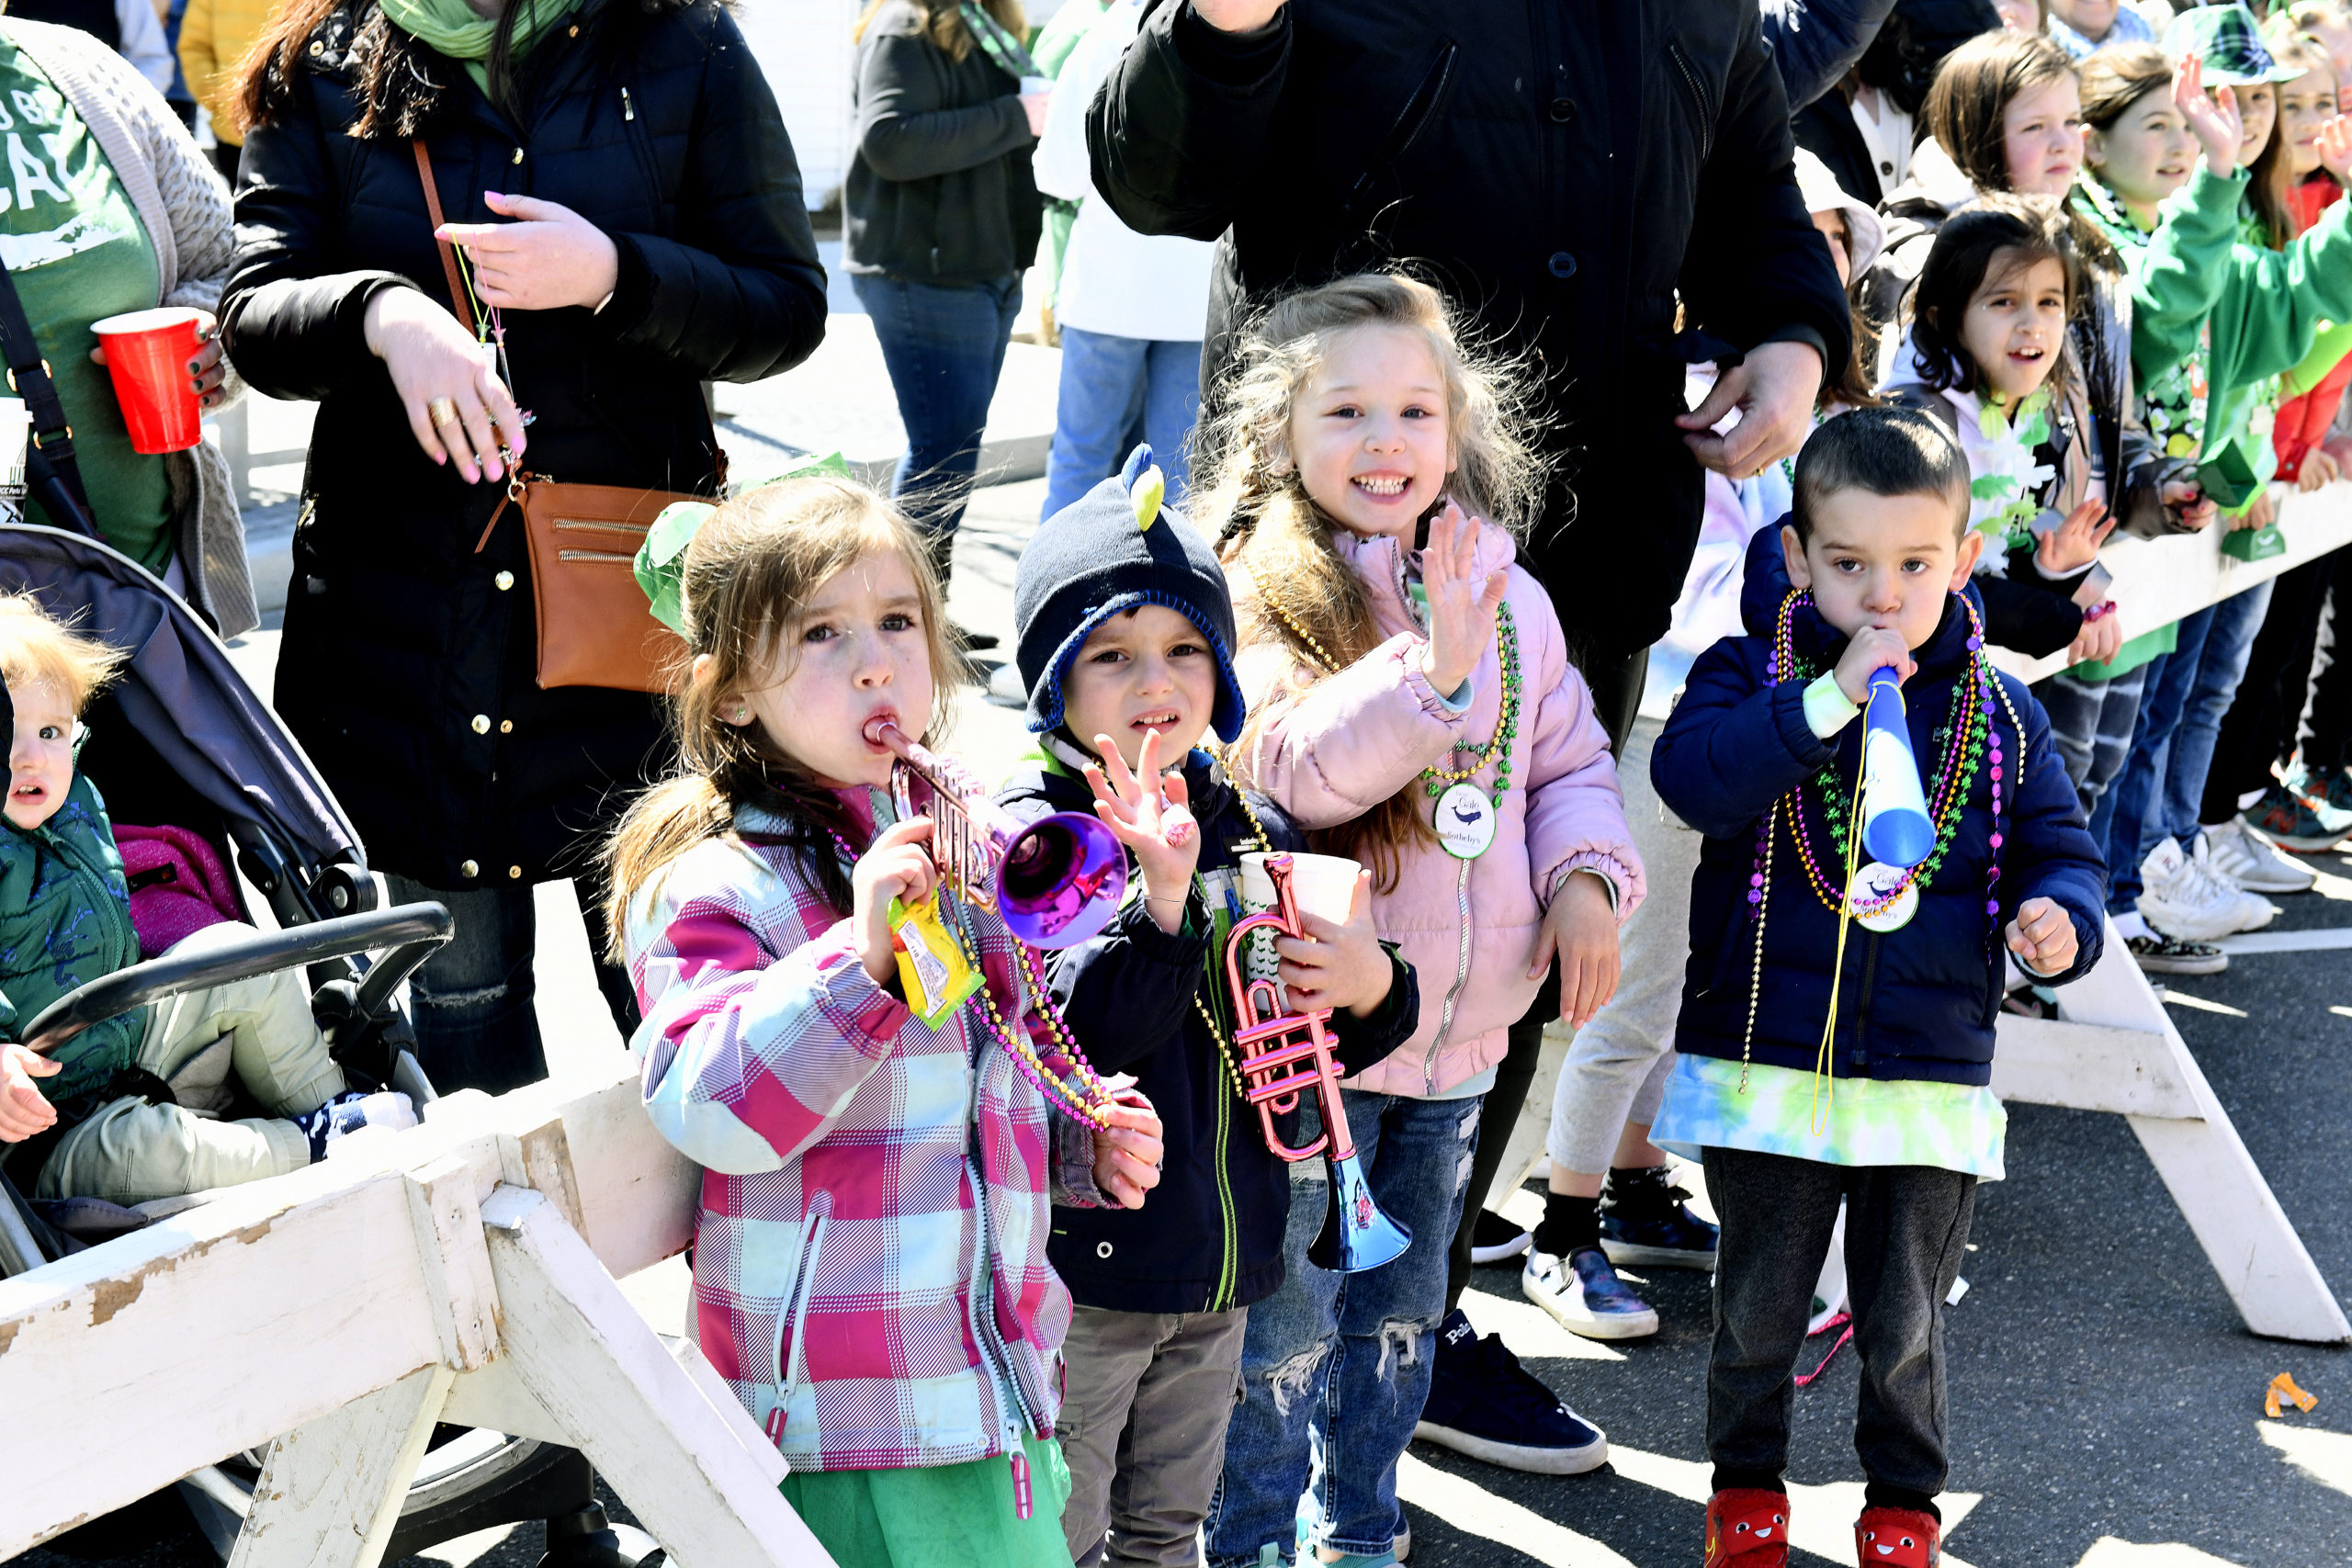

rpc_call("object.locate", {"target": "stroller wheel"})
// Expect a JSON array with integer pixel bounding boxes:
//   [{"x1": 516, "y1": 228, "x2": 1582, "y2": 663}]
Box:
[{"x1": 539, "y1": 1501, "x2": 666, "y2": 1567}]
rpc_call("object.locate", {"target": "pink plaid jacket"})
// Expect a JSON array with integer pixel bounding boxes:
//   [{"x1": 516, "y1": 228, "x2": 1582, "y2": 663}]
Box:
[{"x1": 628, "y1": 792, "x2": 1103, "y2": 1473}]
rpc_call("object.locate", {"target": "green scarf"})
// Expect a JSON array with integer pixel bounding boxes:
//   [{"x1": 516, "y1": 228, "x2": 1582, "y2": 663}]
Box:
[{"x1": 377, "y1": 0, "x2": 572, "y2": 96}]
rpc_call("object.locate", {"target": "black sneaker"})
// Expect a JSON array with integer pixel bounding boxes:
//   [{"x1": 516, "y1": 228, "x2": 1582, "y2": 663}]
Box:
[
  {"x1": 2127, "y1": 931, "x2": 2228, "y2": 976},
  {"x1": 1412, "y1": 1310, "x2": 1608, "y2": 1475},
  {"x1": 1470, "y1": 1208, "x2": 1533, "y2": 1265},
  {"x1": 1598, "y1": 1166, "x2": 1718, "y2": 1269}
]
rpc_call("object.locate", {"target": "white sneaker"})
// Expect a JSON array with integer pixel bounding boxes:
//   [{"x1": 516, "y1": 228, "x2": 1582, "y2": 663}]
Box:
[
  {"x1": 1521, "y1": 1247, "x2": 1659, "y2": 1340},
  {"x1": 2198, "y1": 818, "x2": 2316, "y2": 895},
  {"x1": 2180, "y1": 844, "x2": 2278, "y2": 931},
  {"x1": 2137, "y1": 837, "x2": 2273, "y2": 941}
]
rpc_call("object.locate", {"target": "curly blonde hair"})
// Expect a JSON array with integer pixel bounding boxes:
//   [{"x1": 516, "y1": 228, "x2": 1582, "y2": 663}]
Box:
[{"x1": 1194, "y1": 272, "x2": 1546, "y2": 889}]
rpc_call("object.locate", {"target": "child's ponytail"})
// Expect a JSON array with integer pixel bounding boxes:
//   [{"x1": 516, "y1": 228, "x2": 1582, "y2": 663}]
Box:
[{"x1": 601, "y1": 477, "x2": 959, "y2": 957}]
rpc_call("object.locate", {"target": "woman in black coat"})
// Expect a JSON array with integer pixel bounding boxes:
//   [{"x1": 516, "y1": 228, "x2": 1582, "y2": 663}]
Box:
[
  {"x1": 846, "y1": 0, "x2": 1043, "y2": 624},
  {"x1": 220, "y1": 0, "x2": 826, "y2": 1093}
]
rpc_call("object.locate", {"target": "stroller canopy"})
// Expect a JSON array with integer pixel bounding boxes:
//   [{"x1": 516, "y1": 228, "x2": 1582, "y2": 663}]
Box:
[{"x1": 0, "y1": 524, "x2": 361, "y2": 874}]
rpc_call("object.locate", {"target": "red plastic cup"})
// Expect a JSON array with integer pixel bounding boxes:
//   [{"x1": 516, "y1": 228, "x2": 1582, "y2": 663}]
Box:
[{"x1": 91, "y1": 307, "x2": 204, "y2": 455}]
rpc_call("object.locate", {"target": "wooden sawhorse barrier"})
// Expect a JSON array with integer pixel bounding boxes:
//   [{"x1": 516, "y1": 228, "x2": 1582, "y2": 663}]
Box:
[{"x1": 0, "y1": 1067, "x2": 841, "y2": 1565}]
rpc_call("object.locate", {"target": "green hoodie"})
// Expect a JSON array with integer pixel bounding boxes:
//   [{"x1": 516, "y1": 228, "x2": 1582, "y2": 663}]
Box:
[
  {"x1": 0, "y1": 772, "x2": 142, "y2": 1100},
  {"x1": 2082, "y1": 164, "x2": 2352, "y2": 500}
]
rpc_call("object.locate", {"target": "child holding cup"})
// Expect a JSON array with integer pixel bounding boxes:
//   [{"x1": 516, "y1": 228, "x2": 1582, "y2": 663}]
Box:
[
  {"x1": 1201, "y1": 273, "x2": 1643, "y2": 1566},
  {"x1": 996, "y1": 449, "x2": 1421, "y2": 1568}
]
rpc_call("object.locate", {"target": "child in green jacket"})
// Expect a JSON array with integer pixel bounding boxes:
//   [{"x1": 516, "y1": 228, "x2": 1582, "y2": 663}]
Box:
[{"x1": 1, "y1": 594, "x2": 412, "y2": 1205}]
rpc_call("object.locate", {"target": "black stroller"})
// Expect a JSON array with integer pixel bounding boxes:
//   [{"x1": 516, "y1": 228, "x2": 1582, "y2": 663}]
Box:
[{"x1": 0, "y1": 520, "x2": 663, "y2": 1566}]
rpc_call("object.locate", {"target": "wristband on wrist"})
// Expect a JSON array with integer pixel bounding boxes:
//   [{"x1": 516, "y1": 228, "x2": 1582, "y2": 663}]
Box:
[{"x1": 2081, "y1": 600, "x2": 2118, "y2": 624}]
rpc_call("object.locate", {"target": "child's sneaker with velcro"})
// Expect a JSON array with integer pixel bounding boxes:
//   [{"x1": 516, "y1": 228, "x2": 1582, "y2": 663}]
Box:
[
  {"x1": 1703, "y1": 1489, "x2": 1791, "y2": 1568},
  {"x1": 1855, "y1": 1506, "x2": 1940, "y2": 1567},
  {"x1": 1522, "y1": 1246, "x2": 1659, "y2": 1339},
  {"x1": 1597, "y1": 1164, "x2": 1718, "y2": 1269}
]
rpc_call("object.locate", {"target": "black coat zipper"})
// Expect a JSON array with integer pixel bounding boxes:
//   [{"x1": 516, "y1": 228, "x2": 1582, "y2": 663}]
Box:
[{"x1": 1666, "y1": 40, "x2": 1714, "y2": 164}]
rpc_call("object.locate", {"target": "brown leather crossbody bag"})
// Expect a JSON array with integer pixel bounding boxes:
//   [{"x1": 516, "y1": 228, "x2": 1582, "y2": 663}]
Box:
[{"x1": 414, "y1": 140, "x2": 709, "y2": 693}]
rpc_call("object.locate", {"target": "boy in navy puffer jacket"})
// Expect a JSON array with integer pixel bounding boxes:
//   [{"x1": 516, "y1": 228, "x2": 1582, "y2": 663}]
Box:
[
  {"x1": 1647, "y1": 409, "x2": 2105, "y2": 1568},
  {"x1": 997, "y1": 457, "x2": 1419, "y2": 1568}
]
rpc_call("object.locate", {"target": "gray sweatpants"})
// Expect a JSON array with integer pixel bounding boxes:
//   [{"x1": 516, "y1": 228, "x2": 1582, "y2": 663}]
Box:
[
  {"x1": 1546, "y1": 716, "x2": 1698, "y2": 1175},
  {"x1": 38, "y1": 923, "x2": 345, "y2": 1203},
  {"x1": 1059, "y1": 1304, "x2": 1248, "y2": 1568}
]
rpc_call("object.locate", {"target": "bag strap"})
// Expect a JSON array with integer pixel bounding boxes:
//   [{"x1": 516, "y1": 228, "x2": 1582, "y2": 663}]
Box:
[
  {"x1": 0, "y1": 251, "x2": 92, "y2": 522},
  {"x1": 412, "y1": 140, "x2": 471, "y2": 321}
]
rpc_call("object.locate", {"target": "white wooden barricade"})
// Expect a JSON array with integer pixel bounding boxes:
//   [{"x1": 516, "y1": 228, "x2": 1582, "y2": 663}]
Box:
[
  {"x1": 1478, "y1": 495, "x2": 2352, "y2": 1346},
  {"x1": 0, "y1": 1066, "x2": 842, "y2": 1566}
]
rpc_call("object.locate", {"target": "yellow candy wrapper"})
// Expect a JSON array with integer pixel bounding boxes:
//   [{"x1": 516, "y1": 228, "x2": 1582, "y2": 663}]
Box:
[{"x1": 889, "y1": 894, "x2": 982, "y2": 1028}]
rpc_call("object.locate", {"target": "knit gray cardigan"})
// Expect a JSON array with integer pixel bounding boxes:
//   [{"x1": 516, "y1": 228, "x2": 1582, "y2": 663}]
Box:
[{"x1": 9, "y1": 17, "x2": 255, "y2": 636}]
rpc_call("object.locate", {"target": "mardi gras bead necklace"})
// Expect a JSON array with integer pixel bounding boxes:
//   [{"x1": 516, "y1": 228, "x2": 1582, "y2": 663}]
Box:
[
  {"x1": 1259, "y1": 584, "x2": 1523, "y2": 861},
  {"x1": 825, "y1": 826, "x2": 1115, "y2": 1127},
  {"x1": 1739, "y1": 590, "x2": 2015, "y2": 1104}
]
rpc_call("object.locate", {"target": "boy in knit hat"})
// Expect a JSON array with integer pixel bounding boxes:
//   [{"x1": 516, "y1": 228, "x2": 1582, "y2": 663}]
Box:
[{"x1": 995, "y1": 449, "x2": 1420, "y2": 1568}]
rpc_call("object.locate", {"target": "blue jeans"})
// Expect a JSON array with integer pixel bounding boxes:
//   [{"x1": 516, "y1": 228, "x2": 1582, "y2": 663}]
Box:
[
  {"x1": 1042, "y1": 327, "x2": 1203, "y2": 519},
  {"x1": 383, "y1": 874, "x2": 638, "y2": 1097},
  {"x1": 1204, "y1": 1090, "x2": 1480, "y2": 1567},
  {"x1": 2100, "y1": 581, "x2": 2275, "y2": 910},
  {"x1": 852, "y1": 272, "x2": 1024, "y2": 558}
]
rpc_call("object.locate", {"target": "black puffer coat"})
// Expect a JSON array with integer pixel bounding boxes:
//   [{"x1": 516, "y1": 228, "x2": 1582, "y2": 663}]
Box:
[
  {"x1": 221, "y1": 0, "x2": 825, "y2": 890},
  {"x1": 1089, "y1": 0, "x2": 1853, "y2": 668}
]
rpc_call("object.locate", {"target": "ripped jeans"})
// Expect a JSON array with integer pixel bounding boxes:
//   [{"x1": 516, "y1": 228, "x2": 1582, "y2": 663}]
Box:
[{"x1": 1204, "y1": 1089, "x2": 1480, "y2": 1566}]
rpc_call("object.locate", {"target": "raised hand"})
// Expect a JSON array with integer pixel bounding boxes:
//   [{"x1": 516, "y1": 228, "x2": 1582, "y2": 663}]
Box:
[
  {"x1": 1419, "y1": 500, "x2": 1509, "y2": 696},
  {"x1": 1085, "y1": 727, "x2": 1203, "y2": 934},
  {"x1": 2177, "y1": 55, "x2": 2244, "y2": 175},
  {"x1": 2036, "y1": 499, "x2": 2117, "y2": 575},
  {"x1": 2319, "y1": 113, "x2": 2352, "y2": 186},
  {"x1": 852, "y1": 817, "x2": 939, "y2": 986}
]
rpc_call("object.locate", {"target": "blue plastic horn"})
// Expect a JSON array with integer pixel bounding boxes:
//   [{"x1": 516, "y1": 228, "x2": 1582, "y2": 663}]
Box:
[{"x1": 1860, "y1": 666, "x2": 1935, "y2": 869}]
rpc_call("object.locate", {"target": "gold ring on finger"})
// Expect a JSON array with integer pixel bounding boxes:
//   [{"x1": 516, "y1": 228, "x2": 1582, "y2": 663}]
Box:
[{"x1": 428, "y1": 396, "x2": 461, "y2": 428}]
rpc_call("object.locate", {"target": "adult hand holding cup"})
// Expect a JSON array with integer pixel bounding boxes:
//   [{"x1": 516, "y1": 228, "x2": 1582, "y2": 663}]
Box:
[{"x1": 89, "y1": 307, "x2": 215, "y2": 453}]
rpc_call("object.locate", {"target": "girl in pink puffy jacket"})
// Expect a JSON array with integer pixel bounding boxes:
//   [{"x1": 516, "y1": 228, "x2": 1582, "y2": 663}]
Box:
[{"x1": 1193, "y1": 273, "x2": 1644, "y2": 1567}]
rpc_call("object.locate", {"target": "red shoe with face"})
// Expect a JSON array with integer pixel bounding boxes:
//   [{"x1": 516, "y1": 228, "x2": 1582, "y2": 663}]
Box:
[
  {"x1": 1854, "y1": 1506, "x2": 1940, "y2": 1567},
  {"x1": 1703, "y1": 1488, "x2": 1791, "y2": 1567}
]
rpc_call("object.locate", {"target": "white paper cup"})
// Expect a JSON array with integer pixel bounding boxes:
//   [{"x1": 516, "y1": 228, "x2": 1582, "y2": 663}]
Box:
[
  {"x1": 0, "y1": 395, "x2": 28, "y2": 499},
  {"x1": 1237, "y1": 852, "x2": 1364, "y2": 990}
]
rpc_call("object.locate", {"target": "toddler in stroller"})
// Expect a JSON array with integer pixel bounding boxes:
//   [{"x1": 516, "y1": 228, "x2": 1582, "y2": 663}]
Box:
[{"x1": 0, "y1": 592, "x2": 414, "y2": 1203}]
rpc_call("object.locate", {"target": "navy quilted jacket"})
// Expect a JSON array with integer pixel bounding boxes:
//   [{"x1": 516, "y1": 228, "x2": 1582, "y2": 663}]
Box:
[
  {"x1": 220, "y1": 0, "x2": 826, "y2": 889},
  {"x1": 1650, "y1": 527, "x2": 2107, "y2": 1088}
]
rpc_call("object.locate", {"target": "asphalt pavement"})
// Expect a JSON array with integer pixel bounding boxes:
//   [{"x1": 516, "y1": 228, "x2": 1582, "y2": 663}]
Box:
[{"x1": 20, "y1": 496, "x2": 2352, "y2": 1567}]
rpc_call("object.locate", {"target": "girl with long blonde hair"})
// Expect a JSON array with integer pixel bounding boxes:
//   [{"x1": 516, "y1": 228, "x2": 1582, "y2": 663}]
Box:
[{"x1": 1194, "y1": 272, "x2": 1645, "y2": 1563}]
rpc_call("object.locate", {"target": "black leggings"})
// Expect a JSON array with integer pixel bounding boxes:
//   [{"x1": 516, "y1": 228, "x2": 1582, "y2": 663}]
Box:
[{"x1": 2201, "y1": 549, "x2": 2349, "y2": 820}]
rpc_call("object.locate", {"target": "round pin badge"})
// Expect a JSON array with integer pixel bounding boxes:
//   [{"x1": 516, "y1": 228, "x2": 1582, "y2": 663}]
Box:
[
  {"x1": 1434, "y1": 781, "x2": 1498, "y2": 860},
  {"x1": 1847, "y1": 861, "x2": 1918, "y2": 932}
]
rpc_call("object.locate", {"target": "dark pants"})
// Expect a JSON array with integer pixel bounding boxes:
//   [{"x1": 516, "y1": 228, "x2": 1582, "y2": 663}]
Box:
[
  {"x1": 2203, "y1": 548, "x2": 2346, "y2": 819},
  {"x1": 1702, "y1": 1146, "x2": 1976, "y2": 1511},
  {"x1": 851, "y1": 271, "x2": 1023, "y2": 574},
  {"x1": 383, "y1": 874, "x2": 639, "y2": 1097},
  {"x1": 1442, "y1": 642, "x2": 1648, "y2": 1307},
  {"x1": 2305, "y1": 576, "x2": 2352, "y2": 775}
]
